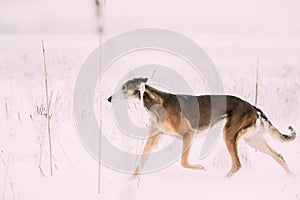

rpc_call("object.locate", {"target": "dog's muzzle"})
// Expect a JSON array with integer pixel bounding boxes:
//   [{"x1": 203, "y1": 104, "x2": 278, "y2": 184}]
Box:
[{"x1": 107, "y1": 96, "x2": 112, "y2": 103}]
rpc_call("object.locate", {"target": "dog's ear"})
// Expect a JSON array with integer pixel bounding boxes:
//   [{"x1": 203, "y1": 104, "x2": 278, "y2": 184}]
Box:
[
  {"x1": 141, "y1": 77, "x2": 148, "y2": 83},
  {"x1": 134, "y1": 77, "x2": 148, "y2": 83}
]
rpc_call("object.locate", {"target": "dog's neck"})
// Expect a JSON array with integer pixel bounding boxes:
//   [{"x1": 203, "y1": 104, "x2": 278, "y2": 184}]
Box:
[{"x1": 138, "y1": 84, "x2": 170, "y2": 110}]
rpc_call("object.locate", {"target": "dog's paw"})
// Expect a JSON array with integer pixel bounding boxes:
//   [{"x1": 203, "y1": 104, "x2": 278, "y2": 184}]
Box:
[
  {"x1": 182, "y1": 163, "x2": 206, "y2": 170},
  {"x1": 131, "y1": 165, "x2": 140, "y2": 179},
  {"x1": 224, "y1": 166, "x2": 241, "y2": 177},
  {"x1": 194, "y1": 164, "x2": 206, "y2": 170},
  {"x1": 224, "y1": 172, "x2": 233, "y2": 178},
  {"x1": 287, "y1": 171, "x2": 296, "y2": 178}
]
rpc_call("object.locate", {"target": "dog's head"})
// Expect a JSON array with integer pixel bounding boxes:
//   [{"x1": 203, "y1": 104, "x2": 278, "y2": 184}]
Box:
[{"x1": 107, "y1": 77, "x2": 148, "y2": 103}]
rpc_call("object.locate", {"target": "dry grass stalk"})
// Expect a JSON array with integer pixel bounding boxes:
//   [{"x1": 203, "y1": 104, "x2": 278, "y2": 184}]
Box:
[
  {"x1": 41, "y1": 40, "x2": 53, "y2": 176},
  {"x1": 255, "y1": 56, "x2": 259, "y2": 106}
]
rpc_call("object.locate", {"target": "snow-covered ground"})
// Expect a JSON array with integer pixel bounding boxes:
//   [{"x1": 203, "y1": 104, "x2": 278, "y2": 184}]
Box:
[{"x1": 0, "y1": 34, "x2": 299, "y2": 200}]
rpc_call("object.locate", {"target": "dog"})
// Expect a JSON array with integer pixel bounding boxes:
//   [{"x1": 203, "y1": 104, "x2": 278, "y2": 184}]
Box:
[{"x1": 107, "y1": 77, "x2": 296, "y2": 177}]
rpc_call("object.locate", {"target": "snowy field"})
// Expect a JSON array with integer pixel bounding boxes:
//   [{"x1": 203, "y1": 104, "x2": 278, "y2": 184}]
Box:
[{"x1": 0, "y1": 34, "x2": 300, "y2": 200}]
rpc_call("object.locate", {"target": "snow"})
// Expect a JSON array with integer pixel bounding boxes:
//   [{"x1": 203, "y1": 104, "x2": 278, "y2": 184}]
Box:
[{"x1": 0, "y1": 34, "x2": 300, "y2": 200}]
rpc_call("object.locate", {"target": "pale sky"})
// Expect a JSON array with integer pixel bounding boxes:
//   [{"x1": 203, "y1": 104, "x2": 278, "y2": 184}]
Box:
[{"x1": 0, "y1": 0, "x2": 300, "y2": 35}]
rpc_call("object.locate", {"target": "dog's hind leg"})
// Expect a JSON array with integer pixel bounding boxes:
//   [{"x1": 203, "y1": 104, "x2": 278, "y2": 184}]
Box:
[
  {"x1": 244, "y1": 131, "x2": 294, "y2": 176},
  {"x1": 223, "y1": 106, "x2": 258, "y2": 177},
  {"x1": 223, "y1": 130, "x2": 241, "y2": 177},
  {"x1": 223, "y1": 118, "x2": 243, "y2": 177}
]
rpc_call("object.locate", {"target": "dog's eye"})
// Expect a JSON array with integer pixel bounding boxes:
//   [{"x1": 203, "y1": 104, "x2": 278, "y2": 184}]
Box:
[{"x1": 133, "y1": 90, "x2": 139, "y2": 95}]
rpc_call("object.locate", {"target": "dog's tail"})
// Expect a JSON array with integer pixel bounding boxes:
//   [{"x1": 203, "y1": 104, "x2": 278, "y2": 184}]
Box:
[{"x1": 255, "y1": 107, "x2": 296, "y2": 142}]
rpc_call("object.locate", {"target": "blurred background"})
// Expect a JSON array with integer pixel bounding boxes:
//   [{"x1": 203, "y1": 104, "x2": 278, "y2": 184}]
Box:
[{"x1": 0, "y1": 0, "x2": 300, "y2": 35}]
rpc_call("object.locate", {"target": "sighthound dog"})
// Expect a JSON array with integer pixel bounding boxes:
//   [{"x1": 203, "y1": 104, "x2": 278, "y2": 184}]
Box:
[{"x1": 107, "y1": 77, "x2": 296, "y2": 177}]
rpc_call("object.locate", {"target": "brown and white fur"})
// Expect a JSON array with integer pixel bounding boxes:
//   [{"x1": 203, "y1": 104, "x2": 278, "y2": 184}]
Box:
[{"x1": 107, "y1": 77, "x2": 296, "y2": 177}]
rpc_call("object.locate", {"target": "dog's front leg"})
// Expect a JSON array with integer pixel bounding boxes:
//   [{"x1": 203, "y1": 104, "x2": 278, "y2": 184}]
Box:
[
  {"x1": 181, "y1": 131, "x2": 205, "y2": 170},
  {"x1": 134, "y1": 121, "x2": 162, "y2": 177},
  {"x1": 134, "y1": 131, "x2": 162, "y2": 176}
]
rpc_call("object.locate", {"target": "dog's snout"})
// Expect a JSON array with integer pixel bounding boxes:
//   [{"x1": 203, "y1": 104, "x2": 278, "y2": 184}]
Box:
[
  {"x1": 122, "y1": 85, "x2": 127, "y2": 91},
  {"x1": 107, "y1": 96, "x2": 112, "y2": 103}
]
